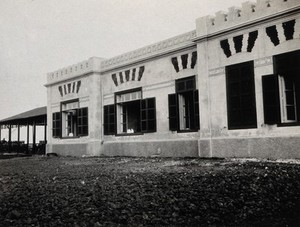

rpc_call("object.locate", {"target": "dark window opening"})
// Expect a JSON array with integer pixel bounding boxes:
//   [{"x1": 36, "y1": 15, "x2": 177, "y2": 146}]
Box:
[
  {"x1": 109, "y1": 89, "x2": 156, "y2": 135},
  {"x1": 226, "y1": 61, "x2": 257, "y2": 129}
]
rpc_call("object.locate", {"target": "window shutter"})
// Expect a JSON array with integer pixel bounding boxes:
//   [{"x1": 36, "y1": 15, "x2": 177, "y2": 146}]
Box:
[
  {"x1": 52, "y1": 112, "x2": 61, "y2": 138},
  {"x1": 104, "y1": 105, "x2": 115, "y2": 135},
  {"x1": 77, "y1": 107, "x2": 88, "y2": 136},
  {"x1": 262, "y1": 75, "x2": 280, "y2": 124},
  {"x1": 168, "y1": 94, "x2": 178, "y2": 131},
  {"x1": 194, "y1": 90, "x2": 200, "y2": 130},
  {"x1": 141, "y1": 98, "x2": 156, "y2": 133}
]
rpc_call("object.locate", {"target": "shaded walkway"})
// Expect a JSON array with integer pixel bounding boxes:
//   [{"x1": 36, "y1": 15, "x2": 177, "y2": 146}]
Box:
[{"x1": 0, "y1": 106, "x2": 47, "y2": 154}]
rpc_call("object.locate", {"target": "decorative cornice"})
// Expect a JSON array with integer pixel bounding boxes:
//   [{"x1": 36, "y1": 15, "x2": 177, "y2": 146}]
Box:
[
  {"x1": 100, "y1": 30, "x2": 197, "y2": 71},
  {"x1": 45, "y1": 57, "x2": 103, "y2": 87},
  {"x1": 194, "y1": 2, "x2": 300, "y2": 42}
]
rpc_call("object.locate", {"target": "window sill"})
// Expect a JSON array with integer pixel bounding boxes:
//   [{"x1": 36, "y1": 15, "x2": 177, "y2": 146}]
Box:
[
  {"x1": 115, "y1": 132, "x2": 143, "y2": 137},
  {"x1": 177, "y1": 129, "x2": 199, "y2": 133},
  {"x1": 228, "y1": 125, "x2": 257, "y2": 130},
  {"x1": 277, "y1": 122, "x2": 300, "y2": 127},
  {"x1": 60, "y1": 136, "x2": 80, "y2": 139}
]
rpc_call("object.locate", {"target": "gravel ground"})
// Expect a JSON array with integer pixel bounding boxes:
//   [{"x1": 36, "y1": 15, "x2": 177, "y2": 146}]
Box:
[{"x1": 0, "y1": 156, "x2": 300, "y2": 226}]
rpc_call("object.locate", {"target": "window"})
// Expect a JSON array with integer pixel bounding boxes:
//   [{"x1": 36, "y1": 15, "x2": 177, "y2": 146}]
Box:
[
  {"x1": 226, "y1": 61, "x2": 257, "y2": 129},
  {"x1": 104, "y1": 89, "x2": 157, "y2": 135},
  {"x1": 52, "y1": 100, "x2": 89, "y2": 138},
  {"x1": 52, "y1": 112, "x2": 61, "y2": 138},
  {"x1": 262, "y1": 50, "x2": 300, "y2": 125},
  {"x1": 168, "y1": 76, "x2": 199, "y2": 132}
]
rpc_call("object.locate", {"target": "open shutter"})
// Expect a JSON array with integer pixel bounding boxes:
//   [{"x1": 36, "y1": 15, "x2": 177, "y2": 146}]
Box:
[
  {"x1": 141, "y1": 98, "x2": 156, "y2": 133},
  {"x1": 262, "y1": 75, "x2": 280, "y2": 124},
  {"x1": 104, "y1": 105, "x2": 115, "y2": 135},
  {"x1": 52, "y1": 112, "x2": 61, "y2": 138},
  {"x1": 194, "y1": 90, "x2": 200, "y2": 130},
  {"x1": 168, "y1": 94, "x2": 178, "y2": 131},
  {"x1": 77, "y1": 107, "x2": 88, "y2": 136}
]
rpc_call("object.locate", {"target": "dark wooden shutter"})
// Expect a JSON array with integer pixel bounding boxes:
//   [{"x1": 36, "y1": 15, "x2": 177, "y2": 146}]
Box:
[
  {"x1": 141, "y1": 98, "x2": 156, "y2": 133},
  {"x1": 262, "y1": 75, "x2": 280, "y2": 124},
  {"x1": 194, "y1": 90, "x2": 200, "y2": 130},
  {"x1": 52, "y1": 112, "x2": 61, "y2": 138},
  {"x1": 77, "y1": 107, "x2": 88, "y2": 136},
  {"x1": 168, "y1": 94, "x2": 178, "y2": 131},
  {"x1": 104, "y1": 105, "x2": 115, "y2": 135}
]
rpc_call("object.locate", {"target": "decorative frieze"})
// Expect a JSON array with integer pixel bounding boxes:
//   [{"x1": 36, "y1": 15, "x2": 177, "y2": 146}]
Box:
[
  {"x1": 101, "y1": 30, "x2": 196, "y2": 70},
  {"x1": 196, "y1": 0, "x2": 300, "y2": 37}
]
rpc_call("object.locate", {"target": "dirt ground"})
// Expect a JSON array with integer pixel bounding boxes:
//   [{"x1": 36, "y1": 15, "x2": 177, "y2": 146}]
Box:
[{"x1": 0, "y1": 156, "x2": 300, "y2": 226}]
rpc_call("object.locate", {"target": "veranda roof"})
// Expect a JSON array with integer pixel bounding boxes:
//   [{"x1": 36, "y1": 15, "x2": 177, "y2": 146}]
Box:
[{"x1": 0, "y1": 106, "x2": 47, "y2": 125}]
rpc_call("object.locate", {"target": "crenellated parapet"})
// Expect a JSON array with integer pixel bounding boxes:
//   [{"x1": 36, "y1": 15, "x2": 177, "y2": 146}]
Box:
[
  {"x1": 101, "y1": 30, "x2": 197, "y2": 71},
  {"x1": 46, "y1": 57, "x2": 104, "y2": 85},
  {"x1": 196, "y1": 0, "x2": 300, "y2": 38}
]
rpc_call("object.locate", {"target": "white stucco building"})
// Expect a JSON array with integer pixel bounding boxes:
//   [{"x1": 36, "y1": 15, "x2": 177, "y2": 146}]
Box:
[{"x1": 45, "y1": 0, "x2": 300, "y2": 158}]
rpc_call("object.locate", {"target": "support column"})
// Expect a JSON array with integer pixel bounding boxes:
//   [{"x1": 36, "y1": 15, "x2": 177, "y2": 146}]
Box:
[
  {"x1": 0, "y1": 125, "x2": 2, "y2": 141},
  {"x1": 27, "y1": 122, "x2": 30, "y2": 154},
  {"x1": 32, "y1": 121, "x2": 36, "y2": 154},
  {"x1": 44, "y1": 117, "x2": 47, "y2": 144},
  {"x1": 8, "y1": 124, "x2": 12, "y2": 153},
  {"x1": 17, "y1": 124, "x2": 20, "y2": 153}
]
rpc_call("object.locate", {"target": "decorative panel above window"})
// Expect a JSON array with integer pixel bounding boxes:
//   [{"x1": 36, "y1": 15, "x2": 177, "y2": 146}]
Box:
[
  {"x1": 220, "y1": 31, "x2": 258, "y2": 58},
  {"x1": 111, "y1": 66, "x2": 145, "y2": 86},
  {"x1": 58, "y1": 81, "x2": 81, "y2": 97},
  {"x1": 171, "y1": 52, "x2": 197, "y2": 72},
  {"x1": 266, "y1": 19, "x2": 299, "y2": 46}
]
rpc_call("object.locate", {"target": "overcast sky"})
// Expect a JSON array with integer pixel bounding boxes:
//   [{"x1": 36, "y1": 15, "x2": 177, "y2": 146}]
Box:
[{"x1": 0, "y1": 0, "x2": 246, "y2": 120}]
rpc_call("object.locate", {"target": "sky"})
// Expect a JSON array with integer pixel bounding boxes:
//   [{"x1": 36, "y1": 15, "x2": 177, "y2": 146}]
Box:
[{"x1": 0, "y1": 0, "x2": 247, "y2": 122}]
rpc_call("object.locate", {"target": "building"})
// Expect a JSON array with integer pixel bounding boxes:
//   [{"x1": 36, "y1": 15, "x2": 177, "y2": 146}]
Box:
[{"x1": 45, "y1": 0, "x2": 300, "y2": 158}]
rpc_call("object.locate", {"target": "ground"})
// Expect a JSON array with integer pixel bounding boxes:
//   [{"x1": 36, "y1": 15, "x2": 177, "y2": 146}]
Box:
[{"x1": 0, "y1": 156, "x2": 300, "y2": 226}]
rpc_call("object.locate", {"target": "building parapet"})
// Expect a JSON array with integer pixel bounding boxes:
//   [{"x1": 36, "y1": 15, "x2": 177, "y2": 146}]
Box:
[
  {"x1": 46, "y1": 57, "x2": 104, "y2": 85},
  {"x1": 196, "y1": 0, "x2": 300, "y2": 38},
  {"x1": 100, "y1": 30, "x2": 197, "y2": 71}
]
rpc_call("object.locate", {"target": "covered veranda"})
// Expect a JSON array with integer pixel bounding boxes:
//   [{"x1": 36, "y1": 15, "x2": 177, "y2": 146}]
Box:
[{"x1": 0, "y1": 106, "x2": 47, "y2": 154}]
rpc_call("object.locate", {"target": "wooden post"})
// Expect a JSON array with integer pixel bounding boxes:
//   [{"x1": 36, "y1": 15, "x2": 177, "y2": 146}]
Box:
[
  {"x1": 27, "y1": 122, "x2": 30, "y2": 154},
  {"x1": 32, "y1": 121, "x2": 36, "y2": 154},
  {"x1": 44, "y1": 117, "x2": 47, "y2": 144},
  {"x1": 0, "y1": 124, "x2": 2, "y2": 141},
  {"x1": 17, "y1": 124, "x2": 20, "y2": 153},
  {"x1": 8, "y1": 124, "x2": 12, "y2": 153}
]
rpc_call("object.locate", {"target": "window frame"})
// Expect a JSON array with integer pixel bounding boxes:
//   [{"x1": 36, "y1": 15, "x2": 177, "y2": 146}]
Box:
[
  {"x1": 109, "y1": 87, "x2": 157, "y2": 136},
  {"x1": 272, "y1": 50, "x2": 300, "y2": 127},
  {"x1": 168, "y1": 76, "x2": 200, "y2": 133},
  {"x1": 51, "y1": 98, "x2": 89, "y2": 139}
]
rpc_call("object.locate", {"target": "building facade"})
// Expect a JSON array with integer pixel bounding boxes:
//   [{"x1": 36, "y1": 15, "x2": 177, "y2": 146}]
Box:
[{"x1": 45, "y1": 0, "x2": 300, "y2": 158}]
